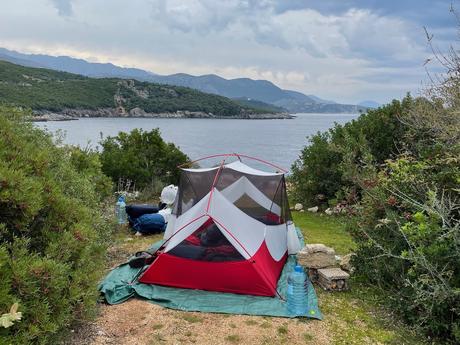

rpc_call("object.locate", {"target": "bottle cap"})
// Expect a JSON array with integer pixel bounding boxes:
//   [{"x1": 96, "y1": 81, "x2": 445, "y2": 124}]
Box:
[{"x1": 294, "y1": 265, "x2": 303, "y2": 273}]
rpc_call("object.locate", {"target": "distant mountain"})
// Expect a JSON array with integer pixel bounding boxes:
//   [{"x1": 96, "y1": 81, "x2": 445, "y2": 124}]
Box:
[
  {"x1": 0, "y1": 48, "x2": 156, "y2": 81},
  {"x1": 307, "y1": 94, "x2": 336, "y2": 104},
  {"x1": 0, "y1": 47, "x2": 367, "y2": 114},
  {"x1": 358, "y1": 100, "x2": 380, "y2": 109}
]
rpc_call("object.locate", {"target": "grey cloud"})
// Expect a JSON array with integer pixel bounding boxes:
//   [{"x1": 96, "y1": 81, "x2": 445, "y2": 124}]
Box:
[
  {"x1": 50, "y1": 0, "x2": 73, "y2": 16},
  {"x1": 0, "y1": 0, "x2": 456, "y2": 104}
]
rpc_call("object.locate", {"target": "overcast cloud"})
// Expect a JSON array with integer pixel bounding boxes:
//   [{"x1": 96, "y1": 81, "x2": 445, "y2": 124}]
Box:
[{"x1": 0, "y1": 0, "x2": 456, "y2": 103}]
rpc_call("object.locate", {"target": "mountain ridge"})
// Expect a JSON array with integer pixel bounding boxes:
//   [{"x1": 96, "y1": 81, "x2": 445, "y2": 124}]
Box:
[
  {"x1": 0, "y1": 60, "x2": 293, "y2": 120},
  {"x1": 0, "y1": 47, "x2": 369, "y2": 113}
]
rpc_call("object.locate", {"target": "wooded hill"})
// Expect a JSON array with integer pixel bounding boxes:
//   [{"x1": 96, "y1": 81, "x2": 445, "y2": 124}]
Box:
[{"x1": 0, "y1": 60, "x2": 282, "y2": 117}]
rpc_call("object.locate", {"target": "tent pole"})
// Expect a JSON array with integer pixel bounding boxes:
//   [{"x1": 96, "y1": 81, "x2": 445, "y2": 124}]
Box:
[
  {"x1": 177, "y1": 153, "x2": 288, "y2": 173},
  {"x1": 205, "y1": 158, "x2": 226, "y2": 213}
]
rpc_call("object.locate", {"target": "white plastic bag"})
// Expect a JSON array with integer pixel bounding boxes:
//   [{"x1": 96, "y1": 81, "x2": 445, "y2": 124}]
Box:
[{"x1": 160, "y1": 184, "x2": 178, "y2": 205}]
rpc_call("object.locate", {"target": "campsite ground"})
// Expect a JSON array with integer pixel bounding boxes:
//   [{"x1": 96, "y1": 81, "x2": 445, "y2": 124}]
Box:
[{"x1": 65, "y1": 212, "x2": 427, "y2": 345}]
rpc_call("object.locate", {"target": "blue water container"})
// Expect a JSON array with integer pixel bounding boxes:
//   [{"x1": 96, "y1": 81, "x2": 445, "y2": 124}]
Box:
[
  {"x1": 115, "y1": 196, "x2": 127, "y2": 225},
  {"x1": 287, "y1": 265, "x2": 308, "y2": 316}
]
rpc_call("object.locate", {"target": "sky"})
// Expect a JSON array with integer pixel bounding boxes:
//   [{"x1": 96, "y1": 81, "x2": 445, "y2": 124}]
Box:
[{"x1": 0, "y1": 0, "x2": 457, "y2": 104}]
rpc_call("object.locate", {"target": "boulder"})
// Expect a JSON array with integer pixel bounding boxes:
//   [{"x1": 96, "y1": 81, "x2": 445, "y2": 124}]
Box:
[
  {"x1": 325, "y1": 208, "x2": 333, "y2": 215},
  {"x1": 307, "y1": 206, "x2": 319, "y2": 213},
  {"x1": 297, "y1": 244, "x2": 336, "y2": 269},
  {"x1": 340, "y1": 253, "x2": 354, "y2": 272},
  {"x1": 294, "y1": 203, "x2": 303, "y2": 211}
]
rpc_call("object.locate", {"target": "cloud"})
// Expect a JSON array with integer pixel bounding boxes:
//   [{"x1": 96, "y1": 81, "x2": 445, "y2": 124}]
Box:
[
  {"x1": 0, "y1": 0, "x2": 456, "y2": 103},
  {"x1": 50, "y1": 0, "x2": 73, "y2": 16},
  {"x1": 150, "y1": 1, "x2": 426, "y2": 64}
]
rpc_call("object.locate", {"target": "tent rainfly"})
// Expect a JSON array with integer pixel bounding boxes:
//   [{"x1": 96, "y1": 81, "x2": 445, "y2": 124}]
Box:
[{"x1": 139, "y1": 154, "x2": 302, "y2": 297}]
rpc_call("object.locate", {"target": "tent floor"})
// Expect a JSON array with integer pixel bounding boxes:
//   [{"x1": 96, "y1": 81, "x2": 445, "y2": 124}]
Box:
[{"x1": 99, "y1": 236, "x2": 322, "y2": 319}]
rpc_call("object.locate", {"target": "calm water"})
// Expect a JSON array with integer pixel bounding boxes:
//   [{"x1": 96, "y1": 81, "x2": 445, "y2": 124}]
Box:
[{"x1": 35, "y1": 113, "x2": 358, "y2": 171}]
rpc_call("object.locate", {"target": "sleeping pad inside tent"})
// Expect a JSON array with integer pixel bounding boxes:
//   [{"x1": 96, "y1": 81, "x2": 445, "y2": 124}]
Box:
[{"x1": 99, "y1": 155, "x2": 322, "y2": 319}]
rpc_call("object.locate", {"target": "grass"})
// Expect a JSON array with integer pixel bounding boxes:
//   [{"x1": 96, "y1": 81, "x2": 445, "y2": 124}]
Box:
[
  {"x1": 292, "y1": 211, "x2": 355, "y2": 254},
  {"x1": 259, "y1": 321, "x2": 271, "y2": 329},
  {"x1": 303, "y1": 333, "x2": 314, "y2": 342},
  {"x1": 176, "y1": 313, "x2": 204, "y2": 324},
  {"x1": 152, "y1": 323, "x2": 163, "y2": 331},
  {"x1": 277, "y1": 325, "x2": 288, "y2": 335},
  {"x1": 292, "y1": 212, "x2": 426, "y2": 344},
  {"x1": 225, "y1": 334, "x2": 242, "y2": 343}
]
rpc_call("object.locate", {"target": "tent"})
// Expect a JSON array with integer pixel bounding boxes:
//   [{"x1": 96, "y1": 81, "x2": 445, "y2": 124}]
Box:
[{"x1": 139, "y1": 154, "x2": 302, "y2": 297}]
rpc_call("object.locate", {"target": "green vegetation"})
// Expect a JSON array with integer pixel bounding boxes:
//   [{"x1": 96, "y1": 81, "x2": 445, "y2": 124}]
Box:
[
  {"x1": 232, "y1": 97, "x2": 285, "y2": 113},
  {"x1": 100, "y1": 128, "x2": 188, "y2": 189},
  {"x1": 177, "y1": 313, "x2": 204, "y2": 324},
  {"x1": 292, "y1": 212, "x2": 355, "y2": 255},
  {"x1": 276, "y1": 325, "x2": 288, "y2": 335},
  {"x1": 291, "y1": 98, "x2": 409, "y2": 207},
  {"x1": 0, "y1": 60, "x2": 268, "y2": 116},
  {"x1": 295, "y1": 211, "x2": 428, "y2": 345},
  {"x1": 291, "y1": 54, "x2": 459, "y2": 342},
  {"x1": 0, "y1": 106, "x2": 113, "y2": 344},
  {"x1": 224, "y1": 334, "x2": 241, "y2": 343}
]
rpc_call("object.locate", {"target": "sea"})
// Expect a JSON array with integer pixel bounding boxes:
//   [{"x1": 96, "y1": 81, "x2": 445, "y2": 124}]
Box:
[{"x1": 34, "y1": 113, "x2": 359, "y2": 172}]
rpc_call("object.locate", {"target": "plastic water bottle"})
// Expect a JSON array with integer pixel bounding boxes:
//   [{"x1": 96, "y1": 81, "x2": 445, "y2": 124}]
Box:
[
  {"x1": 115, "y1": 196, "x2": 127, "y2": 225},
  {"x1": 287, "y1": 265, "x2": 308, "y2": 316}
]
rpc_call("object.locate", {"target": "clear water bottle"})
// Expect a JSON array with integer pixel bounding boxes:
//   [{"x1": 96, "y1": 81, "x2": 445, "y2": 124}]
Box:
[
  {"x1": 115, "y1": 195, "x2": 127, "y2": 225},
  {"x1": 287, "y1": 265, "x2": 308, "y2": 316}
]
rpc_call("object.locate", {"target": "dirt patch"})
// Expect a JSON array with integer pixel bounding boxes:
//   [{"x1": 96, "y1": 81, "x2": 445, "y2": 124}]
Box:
[
  {"x1": 64, "y1": 225, "x2": 332, "y2": 345},
  {"x1": 71, "y1": 299, "x2": 331, "y2": 345}
]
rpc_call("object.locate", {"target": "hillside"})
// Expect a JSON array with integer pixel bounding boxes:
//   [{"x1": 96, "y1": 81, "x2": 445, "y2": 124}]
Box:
[
  {"x1": 0, "y1": 61, "x2": 290, "y2": 119},
  {"x1": 0, "y1": 48, "x2": 369, "y2": 113}
]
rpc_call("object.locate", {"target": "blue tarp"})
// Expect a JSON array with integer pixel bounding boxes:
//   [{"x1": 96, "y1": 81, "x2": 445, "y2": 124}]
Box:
[{"x1": 99, "y1": 230, "x2": 322, "y2": 320}]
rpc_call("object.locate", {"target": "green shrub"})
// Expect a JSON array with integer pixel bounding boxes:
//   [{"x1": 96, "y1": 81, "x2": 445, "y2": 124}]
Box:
[
  {"x1": 347, "y1": 67, "x2": 460, "y2": 341},
  {"x1": 100, "y1": 128, "x2": 188, "y2": 189},
  {"x1": 291, "y1": 98, "x2": 410, "y2": 206},
  {"x1": 0, "y1": 106, "x2": 113, "y2": 344},
  {"x1": 349, "y1": 152, "x2": 460, "y2": 342}
]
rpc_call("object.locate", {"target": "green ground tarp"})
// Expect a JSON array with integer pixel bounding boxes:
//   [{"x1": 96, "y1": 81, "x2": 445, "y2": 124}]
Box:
[{"x1": 99, "y1": 230, "x2": 322, "y2": 320}]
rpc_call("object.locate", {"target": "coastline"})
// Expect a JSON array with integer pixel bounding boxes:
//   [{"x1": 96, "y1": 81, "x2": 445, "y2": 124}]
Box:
[{"x1": 30, "y1": 108, "x2": 295, "y2": 122}]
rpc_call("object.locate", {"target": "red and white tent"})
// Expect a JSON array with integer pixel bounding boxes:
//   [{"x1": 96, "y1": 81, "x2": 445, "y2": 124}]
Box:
[{"x1": 139, "y1": 154, "x2": 301, "y2": 297}]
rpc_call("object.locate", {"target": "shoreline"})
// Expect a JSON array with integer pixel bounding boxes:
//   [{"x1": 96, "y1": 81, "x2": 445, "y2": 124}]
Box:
[{"x1": 30, "y1": 109, "x2": 296, "y2": 122}]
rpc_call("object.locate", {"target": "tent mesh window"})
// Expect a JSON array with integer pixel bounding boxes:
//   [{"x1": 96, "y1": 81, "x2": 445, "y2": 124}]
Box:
[
  {"x1": 168, "y1": 218, "x2": 245, "y2": 262},
  {"x1": 173, "y1": 166, "x2": 292, "y2": 226}
]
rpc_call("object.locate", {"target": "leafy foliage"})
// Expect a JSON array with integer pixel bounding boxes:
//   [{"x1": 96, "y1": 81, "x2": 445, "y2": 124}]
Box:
[
  {"x1": 100, "y1": 128, "x2": 189, "y2": 189},
  {"x1": 0, "y1": 106, "x2": 113, "y2": 344},
  {"x1": 291, "y1": 98, "x2": 410, "y2": 206},
  {"x1": 349, "y1": 151, "x2": 459, "y2": 342},
  {"x1": 291, "y1": 55, "x2": 460, "y2": 342},
  {"x1": 0, "y1": 60, "x2": 263, "y2": 116}
]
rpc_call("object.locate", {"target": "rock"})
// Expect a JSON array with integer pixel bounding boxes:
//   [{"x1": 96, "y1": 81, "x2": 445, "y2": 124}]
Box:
[
  {"x1": 315, "y1": 194, "x2": 326, "y2": 202},
  {"x1": 317, "y1": 267, "x2": 350, "y2": 291},
  {"x1": 307, "y1": 206, "x2": 319, "y2": 213},
  {"x1": 325, "y1": 208, "x2": 333, "y2": 215},
  {"x1": 129, "y1": 107, "x2": 146, "y2": 116},
  {"x1": 299, "y1": 209, "x2": 304, "y2": 212},
  {"x1": 340, "y1": 253, "x2": 354, "y2": 272},
  {"x1": 294, "y1": 203, "x2": 303, "y2": 211},
  {"x1": 297, "y1": 244, "x2": 336, "y2": 269}
]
